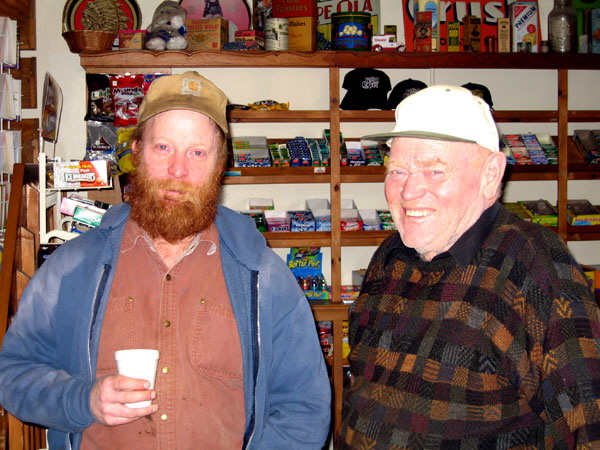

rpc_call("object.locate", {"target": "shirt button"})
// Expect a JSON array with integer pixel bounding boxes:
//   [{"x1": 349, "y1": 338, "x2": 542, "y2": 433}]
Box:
[
  {"x1": 160, "y1": 414, "x2": 168, "y2": 421},
  {"x1": 163, "y1": 320, "x2": 171, "y2": 327},
  {"x1": 162, "y1": 366, "x2": 169, "y2": 374},
  {"x1": 166, "y1": 274, "x2": 172, "y2": 281}
]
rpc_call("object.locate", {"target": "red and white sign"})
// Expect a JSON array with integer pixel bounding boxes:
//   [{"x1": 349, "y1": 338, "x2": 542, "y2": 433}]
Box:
[{"x1": 402, "y1": 0, "x2": 509, "y2": 51}]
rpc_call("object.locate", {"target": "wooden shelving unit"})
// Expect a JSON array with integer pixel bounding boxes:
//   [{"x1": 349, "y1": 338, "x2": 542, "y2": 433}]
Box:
[{"x1": 79, "y1": 50, "x2": 600, "y2": 436}]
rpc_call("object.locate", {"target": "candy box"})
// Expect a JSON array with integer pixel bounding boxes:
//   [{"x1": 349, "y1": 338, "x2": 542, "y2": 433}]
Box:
[
  {"x1": 249, "y1": 198, "x2": 274, "y2": 210},
  {"x1": 265, "y1": 210, "x2": 291, "y2": 232},
  {"x1": 359, "y1": 209, "x2": 382, "y2": 231},
  {"x1": 306, "y1": 199, "x2": 331, "y2": 231},
  {"x1": 567, "y1": 199, "x2": 600, "y2": 225},
  {"x1": 52, "y1": 160, "x2": 110, "y2": 189},
  {"x1": 518, "y1": 199, "x2": 557, "y2": 226},
  {"x1": 289, "y1": 210, "x2": 316, "y2": 232},
  {"x1": 240, "y1": 209, "x2": 268, "y2": 232},
  {"x1": 340, "y1": 209, "x2": 363, "y2": 231}
]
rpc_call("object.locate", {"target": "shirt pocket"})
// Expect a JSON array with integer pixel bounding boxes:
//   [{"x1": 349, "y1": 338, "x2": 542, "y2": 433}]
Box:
[
  {"x1": 191, "y1": 302, "x2": 243, "y2": 381},
  {"x1": 95, "y1": 296, "x2": 135, "y2": 378}
]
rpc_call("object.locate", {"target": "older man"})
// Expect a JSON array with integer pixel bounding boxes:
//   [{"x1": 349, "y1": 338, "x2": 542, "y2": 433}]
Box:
[
  {"x1": 338, "y1": 85, "x2": 600, "y2": 449},
  {"x1": 0, "y1": 71, "x2": 331, "y2": 449}
]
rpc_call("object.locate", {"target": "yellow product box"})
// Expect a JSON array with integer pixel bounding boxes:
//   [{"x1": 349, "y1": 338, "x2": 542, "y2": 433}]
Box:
[
  {"x1": 118, "y1": 30, "x2": 146, "y2": 49},
  {"x1": 567, "y1": 199, "x2": 600, "y2": 225},
  {"x1": 185, "y1": 18, "x2": 229, "y2": 51},
  {"x1": 287, "y1": 16, "x2": 317, "y2": 51},
  {"x1": 581, "y1": 264, "x2": 600, "y2": 291},
  {"x1": 518, "y1": 199, "x2": 557, "y2": 226},
  {"x1": 447, "y1": 21, "x2": 460, "y2": 51}
]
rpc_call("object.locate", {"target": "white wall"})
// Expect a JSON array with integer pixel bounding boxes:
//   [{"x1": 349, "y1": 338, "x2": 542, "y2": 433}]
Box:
[{"x1": 23, "y1": 0, "x2": 600, "y2": 283}]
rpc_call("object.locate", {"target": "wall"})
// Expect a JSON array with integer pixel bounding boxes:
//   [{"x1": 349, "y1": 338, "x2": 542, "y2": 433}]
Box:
[{"x1": 22, "y1": 0, "x2": 600, "y2": 283}]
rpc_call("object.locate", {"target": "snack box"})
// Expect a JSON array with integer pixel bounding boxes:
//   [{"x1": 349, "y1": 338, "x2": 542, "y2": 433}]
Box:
[
  {"x1": 340, "y1": 209, "x2": 363, "y2": 231},
  {"x1": 359, "y1": 209, "x2": 382, "y2": 231},
  {"x1": 234, "y1": 30, "x2": 265, "y2": 49},
  {"x1": 185, "y1": 18, "x2": 229, "y2": 51},
  {"x1": 265, "y1": 210, "x2": 291, "y2": 232},
  {"x1": 118, "y1": 30, "x2": 146, "y2": 49},
  {"x1": 518, "y1": 199, "x2": 557, "y2": 226},
  {"x1": 289, "y1": 210, "x2": 316, "y2": 232},
  {"x1": 567, "y1": 199, "x2": 600, "y2": 225},
  {"x1": 504, "y1": 202, "x2": 532, "y2": 221},
  {"x1": 73, "y1": 205, "x2": 105, "y2": 228},
  {"x1": 377, "y1": 210, "x2": 396, "y2": 230},
  {"x1": 249, "y1": 198, "x2": 274, "y2": 210},
  {"x1": 306, "y1": 199, "x2": 331, "y2": 231},
  {"x1": 240, "y1": 209, "x2": 268, "y2": 232},
  {"x1": 288, "y1": 16, "x2": 318, "y2": 51},
  {"x1": 510, "y1": 1, "x2": 540, "y2": 52},
  {"x1": 52, "y1": 160, "x2": 110, "y2": 189},
  {"x1": 60, "y1": 194, "x2": 110, "y2": 216},
  {"x1": 272, "y1": 0, "x2": 318, "y2": 18}
]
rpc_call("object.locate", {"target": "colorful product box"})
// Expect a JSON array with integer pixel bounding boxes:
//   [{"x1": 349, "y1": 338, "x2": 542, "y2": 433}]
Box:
[
  {"x1": 185, "y1": 18, "x2": 229, "y2": 51},
  {"x1": 447, "y1": 21, "x2": 460, "y2": 51},
  {"x1": 52, "y1": 160, "x2": 110, "y2": 189},
  {"x1": 414, "y1": 11, "x2": 433, "y2": 52},
  {"x1": 118, "y1": 30, "x2": 146, "y2": 49},
  {"x1": 265, "y1": 210, "x2": 291, "y2": 232},
  {"x1": 289, "y1": 210, "x2": 316, "y2": 232},
  {"x1": 510, "y1": 1, "x2": 540, "y2": 52},
  {"x1": 234, "y1": 30, "x2": 266, "y2": 49},
  {"x1": 288, "y1": 16, "x2": 318, "y2": 51},
  {"x1": 518, "y1": 199, "x2": 557, "y2": 226},
  {"x1": 567, "y1": 199, "x2": 600, "y2": 225},
  {"x1": 272, "y1": 0, "x2": 318, "y2": 18}
]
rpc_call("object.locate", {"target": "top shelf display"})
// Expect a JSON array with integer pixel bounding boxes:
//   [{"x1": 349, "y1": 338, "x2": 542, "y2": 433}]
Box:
[{"x1": 79, "y1": 50, "x2": 600, "y2": 70}]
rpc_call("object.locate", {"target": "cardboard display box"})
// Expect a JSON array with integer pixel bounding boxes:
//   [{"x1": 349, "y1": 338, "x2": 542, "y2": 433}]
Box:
[{"x1": 185, "y1": 18, "x2": 229, "y2": 51}]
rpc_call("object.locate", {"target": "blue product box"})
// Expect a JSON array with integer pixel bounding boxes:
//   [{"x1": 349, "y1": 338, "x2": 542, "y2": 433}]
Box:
[{"x1": 289, "y1": 210, "x2": 316, "y2": 232}]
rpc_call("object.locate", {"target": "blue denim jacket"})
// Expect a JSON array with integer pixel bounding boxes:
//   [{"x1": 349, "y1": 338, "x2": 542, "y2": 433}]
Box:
[{"x1": 0, "y1": 203, "x2": 331, "y2": 449}]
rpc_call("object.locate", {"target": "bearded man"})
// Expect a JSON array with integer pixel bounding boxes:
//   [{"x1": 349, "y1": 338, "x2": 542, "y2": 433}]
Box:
[{"x1": 0, "y1": 71, "x2": 331, "y2": 450}]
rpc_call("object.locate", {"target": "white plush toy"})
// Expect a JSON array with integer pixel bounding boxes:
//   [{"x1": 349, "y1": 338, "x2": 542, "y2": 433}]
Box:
[{"x1": 145, "y1": 1, "x2": 188, "y2": 51}]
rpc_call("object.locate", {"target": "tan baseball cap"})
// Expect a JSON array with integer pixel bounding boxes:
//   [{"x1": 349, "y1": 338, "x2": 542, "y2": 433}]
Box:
[
  {"x1": 137, "y1": 71, "x2": 229, "y2": 134},
  {"x1": 363, "y1": 84, "x2": 499, "y2": 152}
]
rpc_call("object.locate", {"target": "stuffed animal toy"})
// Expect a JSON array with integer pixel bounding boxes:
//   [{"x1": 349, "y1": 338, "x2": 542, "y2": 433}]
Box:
[{"x1": 145, "y1": 1, "x2": 188, "y2": 51}]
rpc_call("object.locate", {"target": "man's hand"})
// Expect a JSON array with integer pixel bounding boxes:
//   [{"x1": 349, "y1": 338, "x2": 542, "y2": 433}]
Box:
[{"x1": 90, "y1": 375, "x2": 158, "y2": 426}]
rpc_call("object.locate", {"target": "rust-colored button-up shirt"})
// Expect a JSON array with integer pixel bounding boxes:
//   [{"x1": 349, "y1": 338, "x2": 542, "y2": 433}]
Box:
[{"x1": 82, "y1": 220, "x2": 245, "y2": 449}]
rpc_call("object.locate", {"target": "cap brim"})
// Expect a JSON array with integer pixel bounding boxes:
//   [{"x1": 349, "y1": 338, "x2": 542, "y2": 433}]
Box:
[{"x1": 361, "y1": 130, "x2": 477, "y2": 144}]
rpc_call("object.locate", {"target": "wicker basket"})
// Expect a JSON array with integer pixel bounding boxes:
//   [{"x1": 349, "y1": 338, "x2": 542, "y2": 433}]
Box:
[{"x1": 62, "y1": 30, "x2": 117, "y2": 53}]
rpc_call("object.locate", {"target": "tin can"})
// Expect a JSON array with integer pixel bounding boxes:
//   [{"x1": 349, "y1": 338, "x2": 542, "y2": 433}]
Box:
[
  {"x1": 331, "y1": 12, "x2": 372, "y2": 51},
  {"x1": 265, "y1": 18, "x2": 289, "y2": 51}
]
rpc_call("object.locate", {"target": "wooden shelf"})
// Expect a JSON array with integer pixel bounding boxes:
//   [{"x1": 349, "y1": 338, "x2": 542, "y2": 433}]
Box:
[
  {"x1": 78, "y1": 50, "x2": 600, "y2": 439},
  {"x1": 80, "y1": 50, "x2": 600, "y2": 71}
]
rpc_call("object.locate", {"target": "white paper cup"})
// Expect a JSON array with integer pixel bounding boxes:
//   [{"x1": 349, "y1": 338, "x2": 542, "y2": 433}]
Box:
[{"x1": 114, "y1": 349, "x2": 159, "y2": 408}]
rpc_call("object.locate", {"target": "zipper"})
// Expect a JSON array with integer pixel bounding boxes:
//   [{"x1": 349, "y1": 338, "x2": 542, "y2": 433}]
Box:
[{"x1": 244, "y1": 272, "x2": 261, "y2": 449}]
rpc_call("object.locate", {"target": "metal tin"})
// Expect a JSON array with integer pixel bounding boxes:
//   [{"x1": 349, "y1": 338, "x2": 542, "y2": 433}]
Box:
[
  {"x1": 331, "y1": 12, "x2": 372, "y2": 51},
  {"x1": 265, "y1": 18, "x2": 289, "y2": 51}
]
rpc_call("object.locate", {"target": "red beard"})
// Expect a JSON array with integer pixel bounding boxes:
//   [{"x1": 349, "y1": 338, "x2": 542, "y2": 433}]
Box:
[{"x1": 127, "y1": 154, "x2": 222, "y2": 243}]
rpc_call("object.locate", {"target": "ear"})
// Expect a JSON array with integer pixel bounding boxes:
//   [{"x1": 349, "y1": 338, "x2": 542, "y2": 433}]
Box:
[
  {"x1": 131, "y1": 139, "x2": 141, "y2": 155},
  {"x1": 481, "y1": 151, "x2": 507, "y2": 200}
]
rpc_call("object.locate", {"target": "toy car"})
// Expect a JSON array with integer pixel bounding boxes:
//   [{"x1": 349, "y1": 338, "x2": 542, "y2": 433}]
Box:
[{"x1": 371, "y1": 34, "x2": 405, "y2": 52}]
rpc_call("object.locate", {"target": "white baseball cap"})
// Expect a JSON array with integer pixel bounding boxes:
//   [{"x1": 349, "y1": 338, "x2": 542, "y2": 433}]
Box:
[{"x1": 363, "y1": 84, "x2": 499, "y2": 152}]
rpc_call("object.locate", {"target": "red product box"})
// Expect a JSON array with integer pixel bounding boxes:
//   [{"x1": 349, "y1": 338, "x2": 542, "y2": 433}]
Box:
[{"x1": 272, "y1": 0, "x2": 318, "y2": 18}]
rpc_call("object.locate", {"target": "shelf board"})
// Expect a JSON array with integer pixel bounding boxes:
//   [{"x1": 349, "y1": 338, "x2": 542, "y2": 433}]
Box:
[
  {"x1": 228, "y1": 109, "x2": 331, "y2": 123},
  {"x1": 264, "y1": 231, "x2": 332, "y2": 248},
  {"x1": 222, "y1": 166, "x2": 330, "y2": 184},
  {"x1": 310, "y1": 302, "x2": 350, "y2": 321},
  {"x1": 79, "y1": 50, "x2": 600, "y2": 70}
]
